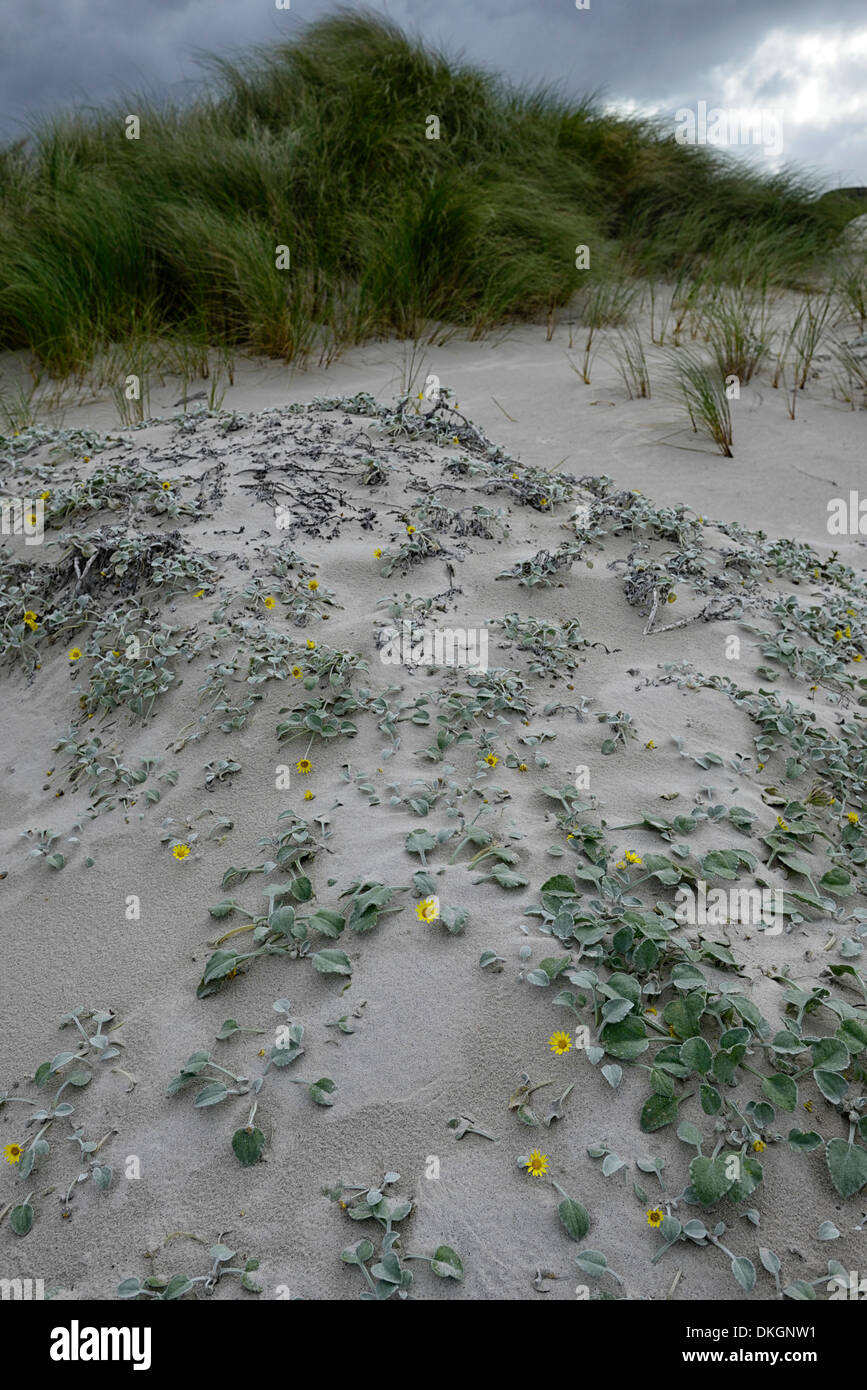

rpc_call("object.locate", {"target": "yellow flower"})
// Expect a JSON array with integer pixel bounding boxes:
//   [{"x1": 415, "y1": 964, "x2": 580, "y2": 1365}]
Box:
[
  {"x1": 307, "y1": 579, "x2": 319, "y2": 591},
  {"x1": 296, "y1": 758, "x2": 312, "y2": 775},
  {"x1": 667, "y1": 592, "x2": 676, "y2": 604},
  {"x1": 258, "y1": 1049, "x2": 266, "y2": 1057},
  {"x1": 83, "y1": 455, "x2": 90, "y2": 463},
  {"x1": 854, "y1": 654, "x2": 863, "y2": 663},
  {"x1": 548, "y1": 1030, "x2": 571, "y2": 1055},
  {"x1": 194, "y1": 589, "x2": 205, "y2": 598},
  {"x1": 306, "y1": 640, "x2": 315, "y2": 650},
  {"x1": 303, "y1": 790, "x2": 314, "y2": 801},
  {"x1": 668, "y1": 1024, "x2": 677, "y2": 1037},
  {"x1": 416, "y1": 897, "x2": 439, "y2": 923},
  {"x1": 845, "y1": 626, "x2": 851, "y2": 638},
  {"x1": 625, "y1": 850, "x2": 642, "y2": 865},
  {"x1": 803, "y1": 1100, "x2": 813, "y2": 1113},
  {"x1": 161, "y1": 480, "x2": 171, "y2": 490},
  {"x1": 452, "y1": 436, "x2": 459, "y2": 445},
  {"x1": 846, "y1": 609, "x2": 855, "y2": 617},
  {"x1": 645, "y1": 740, "x2": 655, "y2": 749},
  {"x1": 525, "y1": 1150, "x2": 548, "y2": 1178},
  {"x1": 645, "y1": 1006, "x2": 657, "y2": 1016},
  {"x1": 757, "y1": 762, "x2": 765, "y2": 771},
  {"x1": 646, "y1": 1208, "x2": 664, "y2": 1228},
  {"x1": 518, "y1": 762, "x2": 528, "y2": 772},
  {"x1": 291, "y1": 666, "x2": 303, "y2": 679},
  {"x1": 752, "y1": 1139, "x2": 766, "y2": 1153},
  {"x1": 615, "y1": 859, "x2": 626, "y2": 870},
  {"x1": 263, "y1": 596, "x2": 276, "y2": 610},
  {"x1": 40, "y1": 490, "x2": 50, "y2": 501},
  {"x1": 511, "y1": 472, "x2": 519, "y2": 480},
  {"x1": 406, "y1": 525, "x2": 416, "y2": 536},
  {"x1": 68, "y1": 648, "x2": 82, "y2": 661},
  {"x1": 776, "y1": 816, "x2": 788, "y2": 831},
  {"x1": 834, "y1": 629, "x2": 843, "y2": 641},
  {"x1": 539, "y1": 497, "x2": 548, "y2": 507},
  {"x1": 172, "y1": 844, "x2": 191, "y2": 860},
  {"x1": 848, "y1": 812, "x2": 859, "y2": 824},
  {"x1": 483, "y1": 753, "x2": 499, "y2": 767},
  {"x1": 3, "y1": 1143, "x2": 22, "y2": 1165},
  {"x1": 373, "y1": 549, "x2": 382, "y2": 558}
]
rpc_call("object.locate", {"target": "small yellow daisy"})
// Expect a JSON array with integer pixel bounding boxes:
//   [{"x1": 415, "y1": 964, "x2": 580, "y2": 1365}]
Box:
[
  {"x1": 406, "y1": 525, "x2": 416, "y2": 536},
  {"x1": 307, "y1": 580, "x2": 319, "y2": 592},
  {"x1": 291, "y1": 666, "x2": 303, "y2": 679},
  {"x1": 373, "y1": 549, "x2": 382, "y2": 558},
  {"x1": 645, "y1": 740, "x2": 655, "y2": 749},
  {"x1": 416, "y1": 897, "x2": 439, "y2": 923},
  {"x1": 296, "y1": 758, "x2": 312, "y2": 775},
  {"x1": 752, "y1": 1139, "x2": 766, "y2": 1152},
  {"x1": 172, "y1": 844, "x2": 191, "y2": 860},
  {"x1": 548, "y1": 1030, "x2": 571, "y2": 1055},
  {"x1": 306, "y1": 640, "x2": 315, "y2": 650},
  {"x1": 517, "y1": 762, "x2": 528, "y2": 772},
  {"x1": 525, "y1": 1150, "x2": 548, "y2": 1178},
  {"x1": 68, "y1": 648, "x2": 82, "y2": 661},
  {"x1": 161, "y1": 480, "x2": 171, "y2": 490},
  {"x1": 303, "y1": 790, "x2": 314, "y2": 801},
  {"x1": 646, "y1": 1208, "x2": 664, "y2": 1228},
  {"x1": 3, "y1": 1143, "x2": 23, "y2": 1164},
  {"x1": 483, "y1": 753, "x2": 499, "y2": 767},
  {"x1": 263, "y1": 596, "x2": 276, "y2": 610},
  {"x1": 847, "y1": 812, "x2": 859, "y2": 824}
]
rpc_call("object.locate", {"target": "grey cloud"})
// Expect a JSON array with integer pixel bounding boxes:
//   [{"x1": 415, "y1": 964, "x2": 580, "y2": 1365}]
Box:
[{"x1": 0, "y1": 0, "x2": 864, "y2": 183}]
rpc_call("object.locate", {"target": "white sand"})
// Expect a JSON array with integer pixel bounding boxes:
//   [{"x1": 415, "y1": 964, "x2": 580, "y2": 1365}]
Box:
[{"x1": 1, "y1": 311, "x2": 866, "y2": 1301}]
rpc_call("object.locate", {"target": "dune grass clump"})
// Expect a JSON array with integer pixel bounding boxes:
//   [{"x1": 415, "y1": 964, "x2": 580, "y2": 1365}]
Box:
[{"x1": 0, "y1": 10, "x2": 852, "y2": 376}]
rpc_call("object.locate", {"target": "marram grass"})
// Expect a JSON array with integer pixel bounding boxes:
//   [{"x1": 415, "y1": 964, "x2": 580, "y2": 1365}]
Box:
[{"x1": 0, "y1": 9, "x2": 855, "y2": 375}]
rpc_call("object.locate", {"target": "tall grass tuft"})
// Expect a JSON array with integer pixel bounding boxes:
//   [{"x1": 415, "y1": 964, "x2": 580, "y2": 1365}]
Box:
[{"x1": 668, "y1": 348, "x2": 734, "y2": 457}]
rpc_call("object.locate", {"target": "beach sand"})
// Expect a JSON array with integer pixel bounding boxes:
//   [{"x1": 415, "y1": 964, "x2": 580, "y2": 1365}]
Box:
[{"x1": 1, "y1": 312, "x2": 866, "y2": 1301}]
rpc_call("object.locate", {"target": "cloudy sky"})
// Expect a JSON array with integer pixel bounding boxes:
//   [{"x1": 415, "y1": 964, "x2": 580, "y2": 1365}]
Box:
[{"x1": 3, "y1": 0, "x2": 866, "y2": 186}]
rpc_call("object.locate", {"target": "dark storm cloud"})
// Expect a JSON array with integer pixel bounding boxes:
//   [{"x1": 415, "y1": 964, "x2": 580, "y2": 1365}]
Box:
[{"x1": 2, "y1": 0, "x2": 865, "y2": 183}]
